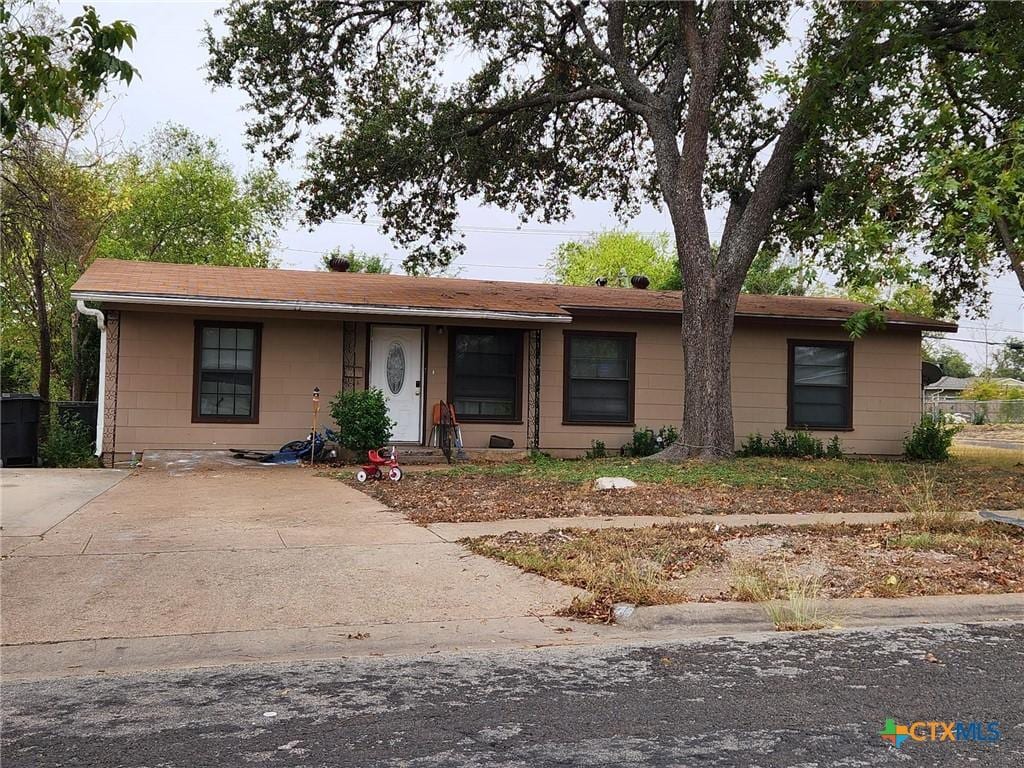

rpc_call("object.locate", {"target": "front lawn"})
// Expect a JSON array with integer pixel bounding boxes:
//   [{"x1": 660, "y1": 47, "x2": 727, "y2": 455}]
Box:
[
  {"x1": 340, "y1": 455, "x2": 1024, "y2": 524},
  {"x1": 465, "y1": 518, "x2": 1024, "y2": 621}
]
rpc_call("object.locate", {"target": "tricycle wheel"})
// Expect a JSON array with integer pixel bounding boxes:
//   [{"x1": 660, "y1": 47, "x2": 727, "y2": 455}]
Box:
[
  {"x1": 355, "y1": 469, "x2": 368, "y2": 483},
  {"x1": 388, "y1": 466, "x2": 403, "y2": 482}
]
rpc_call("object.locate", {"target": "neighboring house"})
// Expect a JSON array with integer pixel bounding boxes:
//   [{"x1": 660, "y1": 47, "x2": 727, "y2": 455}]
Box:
[
  {"x1": 71, "y1": 259, "x2": 955, "y2": 464},
  {"x1": 924, "y1": 376, "x2": 1024, "y2": 398}
]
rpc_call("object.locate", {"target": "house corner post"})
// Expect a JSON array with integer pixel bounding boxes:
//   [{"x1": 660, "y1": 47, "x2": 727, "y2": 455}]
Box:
[{"x1": 527, "y1": 329, "x2": 541, "y2": 452}]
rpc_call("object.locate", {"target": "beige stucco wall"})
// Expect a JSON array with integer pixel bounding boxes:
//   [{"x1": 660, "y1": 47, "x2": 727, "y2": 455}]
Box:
[
  {"x1": 112, "y1": 310, "x2": 343, "y2": 454},
  {"x1": 109, "y1": 309, "x2": 922, "y2": 458}
]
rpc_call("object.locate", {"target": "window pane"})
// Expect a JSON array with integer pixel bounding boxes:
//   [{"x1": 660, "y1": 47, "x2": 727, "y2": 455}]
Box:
[
  {"x1": 567, "y1": 335, "x2": 631, "y2": 422},
  {"x1": 790, "y1": 343, "x2": 850, "y2": 427},
  {"x1": 236, "y1": 329, "x2": 254, "y2": 350},
  {"x1": 569, "y1": 379, "x2": 629, "y2": 421},
  {"x1": 452, "y1": 332, "x2": 518, "y2": 419},
  {"x1": 197, "y1": 327, "x2": 258, "y2": 420},
  {"x1": 792, "y1": 401, "x2": 846, "y2": 427},
  {"x1": 794, "y1": 363, "x2": 847, "y2": 386}
]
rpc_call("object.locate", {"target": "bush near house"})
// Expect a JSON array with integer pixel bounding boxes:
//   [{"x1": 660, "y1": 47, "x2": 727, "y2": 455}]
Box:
[
  {"x1": 904, "y1": 414, "x2": 960, "y2": 461},
  {"x1": 625, "y1": 425, "x2": 679, "y2": 457},
  {"x1": 738, "y1": 430, "x2": 842, "y2": 459},
  {"x1": 329, "y1": 388, "x2": 394, "y2": 454},
  {"x1": 40, "y1": 414, "x2": 97, "y2": 468}
]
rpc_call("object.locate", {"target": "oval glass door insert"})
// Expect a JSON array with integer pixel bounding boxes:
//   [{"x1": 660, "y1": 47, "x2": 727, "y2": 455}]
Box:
[{"x1": 386, "y1": 342, "x2": 406, "y2": 394}]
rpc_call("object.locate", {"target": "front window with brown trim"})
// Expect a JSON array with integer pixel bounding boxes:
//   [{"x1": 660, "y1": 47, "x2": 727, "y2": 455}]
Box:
[
  {"x1": 193, "y1": 322, "x2": 261, "y2": 423},
  {"x1": 563, "y1": 331, "x2": 635, "y2": 425},
  {"x1": 449, "y1": 329, "x2": 522, "y2": 422},
  {"x1": 787, "y1": 340, "x2": 853, "y2": 430}
]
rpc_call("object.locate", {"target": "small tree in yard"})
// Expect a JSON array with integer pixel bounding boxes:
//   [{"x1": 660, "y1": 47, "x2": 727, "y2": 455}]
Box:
[
  {"x1": 330, "y1": 388, "x2": 394, "y2": 454},
  {"x1": 208, "y1": 2, "x2": 1022, "y2": 458}
]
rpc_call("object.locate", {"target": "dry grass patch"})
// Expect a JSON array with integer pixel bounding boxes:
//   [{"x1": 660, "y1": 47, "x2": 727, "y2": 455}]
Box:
[
  {"x1": 762, "y1": 568, "x2": 831, "y2": 631},
  {"x1": 728, "y1": 560, "x2": 779, "y2": 602},
  {"x1": 464, "y1": 525, "x2": 727, "y2": 619},
  {"x1": 465, "y1": 518, "x2": 1024, "y2": 620}
]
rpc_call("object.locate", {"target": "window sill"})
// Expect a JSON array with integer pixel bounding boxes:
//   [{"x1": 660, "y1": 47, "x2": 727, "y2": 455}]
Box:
[
  {"x1": 457, "y1": 418, "x2": 523, "y2": 425},
  {"x1": 787, "y1": 424, "x2": 854, "y2": 432},
  {"x1": 562, "y1": 420, "x2": 635, "y2": 428},
  {"x1": 193, "y1": 416, "x2": 260, "y2": 425}
]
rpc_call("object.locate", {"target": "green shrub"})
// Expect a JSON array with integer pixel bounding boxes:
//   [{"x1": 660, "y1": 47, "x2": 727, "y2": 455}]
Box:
[
  {"x1": 738, "y1": 430, "x2": 839, "y2": 459},
  {"x1": 40, "y1": 414, "x2": 97, "y2": 467},
  {"x1": 626, "y1": 425, "x2": 679, "y2": 457},
  {"x1": 329, "y1": 388, "x2": 394, "y2": 453},
  {"x1": 903, "y1": 414, "x2": 960, "y2": 461},
  {"x1": 586, "y1": 440, "x2": 607, "y2": 459},
  {"x1": 825, "y1": 435, "x2": 843, "y2": 459}
]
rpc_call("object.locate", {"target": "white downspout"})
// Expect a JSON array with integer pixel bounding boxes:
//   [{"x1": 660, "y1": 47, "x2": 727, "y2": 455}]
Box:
[{"x1": 76, "y1": 300, "x2": 106, "y2": 457}]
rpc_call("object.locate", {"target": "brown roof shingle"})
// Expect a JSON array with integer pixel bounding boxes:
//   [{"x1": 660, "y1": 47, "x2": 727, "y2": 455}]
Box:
[{"x1": 71, "y1": 258, "x2": 956, "y2": 331}]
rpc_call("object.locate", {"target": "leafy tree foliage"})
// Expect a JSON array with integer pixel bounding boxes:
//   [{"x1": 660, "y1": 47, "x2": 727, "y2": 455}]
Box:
[
  {"x1": 922, "y1": 340, "x2": 973, "y2": 378},
  {"x1": 319, "y1": 246, "x2": 392, "y2": 274},
  {"x1": 990, "y1": 337, "x2": 1024, "y2": 380},
  {"x1": 1, "y1": 124, "x2": 113, "y2": 406},
  {"x1": 548, "y1": 231, "x2": 679, "y2": 289},
  {"x1": 97, "y1": 125, "x2": 292, "y2": 267},
  {"x1": 1, "y1": 122, "x2": 291, "y2": 407},
  {"x1": 1, "y1": 1, "x2": 136, "y2": 139},
  {"x1": 548, "y1": 230, "x2": 810, "y2": 294},
  {"x1": 207, "y1": 1, "x2": 1021, "y2": 457}
]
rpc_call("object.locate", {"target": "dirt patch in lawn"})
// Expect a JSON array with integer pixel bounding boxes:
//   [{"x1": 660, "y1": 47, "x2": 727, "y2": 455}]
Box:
[
  {"x1": 342, "y1": 460, "x2": 1024, "y2": 524},
  {"x1": 464, "y1": 520, "x2": 1024, "y2": 620}
]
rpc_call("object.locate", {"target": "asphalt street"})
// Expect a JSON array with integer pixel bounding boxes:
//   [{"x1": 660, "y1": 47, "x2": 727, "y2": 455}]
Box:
[{"x1": 2, "y1": 623, "x2": 1022, "y2": 767}]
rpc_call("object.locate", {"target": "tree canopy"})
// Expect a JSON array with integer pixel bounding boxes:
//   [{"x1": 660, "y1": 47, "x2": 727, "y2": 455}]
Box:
[
  {"x1": 319, "y1": 246, "x2": 392, "y2": 274},
  {"x1": 547, "y1": 231, "x2": 679, "y2": 289},
  {"x1": 97, "y1": 125, "x2": 292, "y2": 267},
  {"x1": 207, "y1": 0, "x2": 1023, "y2": 457},
  {"x1": 1, "y1": 1, "x2": 136, "y2": 139},
  {"x1": 922, "y1": 340, "x2": 973, "y2": 379},
  {"x1": 990, "y1": 337, "x2": 1024, "y2": 380},
  {"x1": 548, "y1": 230, "x2": 811, "y2": 294}
]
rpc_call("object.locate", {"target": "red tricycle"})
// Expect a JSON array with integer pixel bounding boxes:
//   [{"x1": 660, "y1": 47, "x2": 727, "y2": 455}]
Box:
[{"x1": 355, "y1": 446, "x2": 403, "y2": 482}]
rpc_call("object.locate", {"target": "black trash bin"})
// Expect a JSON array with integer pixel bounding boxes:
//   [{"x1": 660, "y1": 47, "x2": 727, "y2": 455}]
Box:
[
  {"x1": 56, "y1": 401, "x2": 98, "y2": 444},
  {"x1": 1, "y1": 393, "x2": 43, "y2": 467}
]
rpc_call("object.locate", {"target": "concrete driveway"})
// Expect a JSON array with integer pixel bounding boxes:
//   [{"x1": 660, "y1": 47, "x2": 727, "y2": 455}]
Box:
[{"x1": 0, "y1": 459, "x2": 577, "y2": 678}]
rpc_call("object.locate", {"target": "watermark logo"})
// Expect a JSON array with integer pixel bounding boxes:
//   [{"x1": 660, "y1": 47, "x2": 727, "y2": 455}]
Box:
[{"x1": 880, "y1": 719, "x2": 1000, "y2": 748}]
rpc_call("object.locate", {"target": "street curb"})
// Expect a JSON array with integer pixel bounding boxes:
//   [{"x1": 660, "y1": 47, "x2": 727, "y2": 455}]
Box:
[{"x1": 616, "y1": 593, "x2": 1024, "y2": 632}]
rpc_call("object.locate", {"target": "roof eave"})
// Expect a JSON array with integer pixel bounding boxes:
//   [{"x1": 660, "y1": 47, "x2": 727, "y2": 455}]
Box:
[
  {"x1": 562, "y1": 305, "x2": 957, "y2": 332},
  {"x1": 71, "y1": 291, "x2": 573, "y2": 324}
]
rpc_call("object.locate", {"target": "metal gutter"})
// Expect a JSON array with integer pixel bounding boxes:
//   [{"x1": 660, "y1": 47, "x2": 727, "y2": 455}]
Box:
[
  {"x1": 559, "y1": 304, "x2": 958, "y2": 333},
  {"x1": 75, "y1": 301, "x2": 106, "y2": 457},
  {"x1": 70, "y1": 291, "x2": 574, "y2": 324}
]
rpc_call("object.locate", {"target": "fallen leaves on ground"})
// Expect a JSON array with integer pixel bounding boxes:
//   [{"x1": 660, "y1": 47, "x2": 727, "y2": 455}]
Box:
[
  {"x1": 342, "y1": 463, "x2": 1024, "y2": 525},
  {"x1": 464, "y1": 520, "x2": 1024, "y2": 620}
]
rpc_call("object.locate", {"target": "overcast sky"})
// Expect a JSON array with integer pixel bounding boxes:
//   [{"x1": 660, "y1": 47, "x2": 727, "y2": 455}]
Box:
[{"x1": 90, "y1": 1, "x2": 1021, "y2": 368}]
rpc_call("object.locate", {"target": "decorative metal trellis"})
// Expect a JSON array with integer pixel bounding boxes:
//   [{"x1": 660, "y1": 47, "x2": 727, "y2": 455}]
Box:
[
  {"x1": 526, "y1": 328, "x2": 541, "y2": 452},
  {"x1": 342, "y1": 321, "x2": 358, "y2": 392}
]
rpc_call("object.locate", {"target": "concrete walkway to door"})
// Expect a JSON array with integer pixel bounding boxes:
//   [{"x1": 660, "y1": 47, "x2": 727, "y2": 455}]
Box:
[{"x1": 1, "y1": 456, "x2": 582, "y2": 679}]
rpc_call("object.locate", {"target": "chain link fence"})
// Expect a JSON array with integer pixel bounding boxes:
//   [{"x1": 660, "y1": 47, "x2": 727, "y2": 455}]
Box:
[{"x1": 924, "y1": 398, "x2": 1024, "y2": 424}]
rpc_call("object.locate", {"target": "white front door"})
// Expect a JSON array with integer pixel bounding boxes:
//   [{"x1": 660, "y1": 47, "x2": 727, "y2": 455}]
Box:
[{"x1": 369, "y1": 325, "x2": 423, "y2": 443}]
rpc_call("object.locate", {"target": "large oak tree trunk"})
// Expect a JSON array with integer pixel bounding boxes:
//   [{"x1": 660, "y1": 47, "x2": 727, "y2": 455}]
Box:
[{"x1": 656, "y1": 267, "x2": 739, "y2": 461}]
